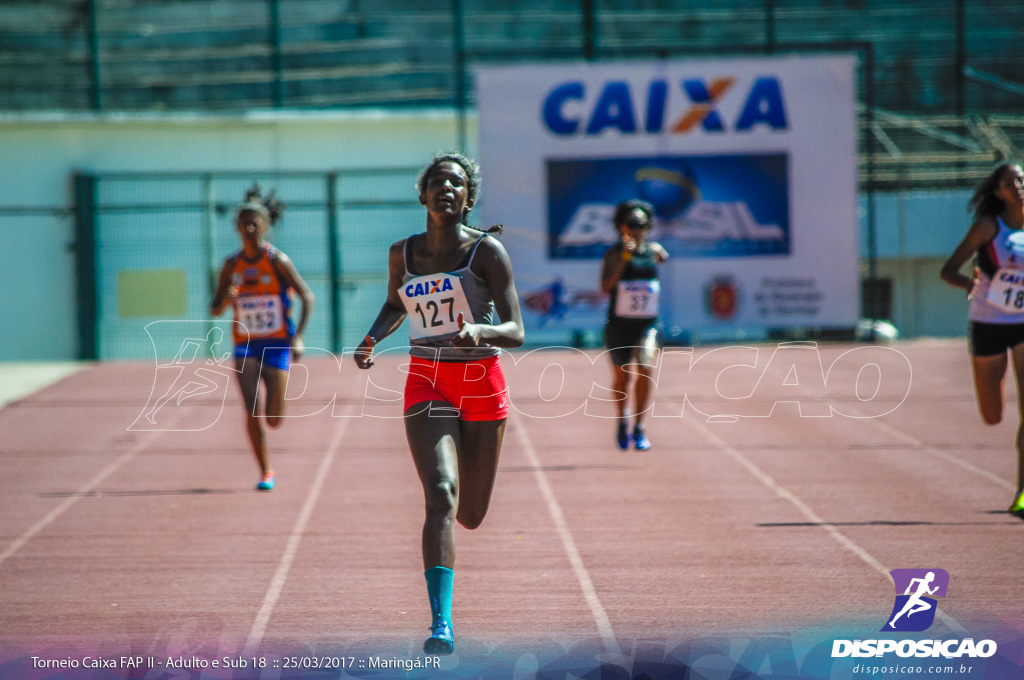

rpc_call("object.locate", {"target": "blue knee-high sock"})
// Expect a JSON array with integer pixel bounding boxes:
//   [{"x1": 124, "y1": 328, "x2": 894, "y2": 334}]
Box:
[{"x1": 424, "y1": 566, "x2": 454, "y2": 625}]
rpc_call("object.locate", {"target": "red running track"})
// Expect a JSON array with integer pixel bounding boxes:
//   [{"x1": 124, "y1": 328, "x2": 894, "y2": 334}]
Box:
[{"x1": 0, "y1": 339, "x2": 1021, "y2": 677}]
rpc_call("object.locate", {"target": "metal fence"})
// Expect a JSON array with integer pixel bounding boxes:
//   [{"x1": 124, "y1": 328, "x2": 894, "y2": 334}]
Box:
[
  {"x1": 3, "y1": 2, "x2": 1023, "y2": 193},
  {"x1": 4, "y1": 0, "x2": 1023, "y2": 117},
  {"x1": 74, "y1": 169, "x2": 426, "y2": 360}
]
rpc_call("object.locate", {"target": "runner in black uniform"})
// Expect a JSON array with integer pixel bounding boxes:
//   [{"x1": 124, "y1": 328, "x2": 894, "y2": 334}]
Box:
[{"x1": 600, "y1": 200, "x2": 669, "y2": 451}]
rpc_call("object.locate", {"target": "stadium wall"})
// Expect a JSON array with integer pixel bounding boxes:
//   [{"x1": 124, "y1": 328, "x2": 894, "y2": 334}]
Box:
[
  {"x1": 0, "y1": 111, "x2": 971, "y2": 361},
  {"x1": 0, "y1": 110, "x2": 467, "y2": 361}
]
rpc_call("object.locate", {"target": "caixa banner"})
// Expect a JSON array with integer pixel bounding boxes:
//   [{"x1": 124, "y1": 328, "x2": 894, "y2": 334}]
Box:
[{"x1": 476, "y1": 56, "x2": 859, "y2": 339}]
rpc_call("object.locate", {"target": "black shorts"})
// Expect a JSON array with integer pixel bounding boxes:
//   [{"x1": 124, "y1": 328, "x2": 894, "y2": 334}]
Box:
[
  {"x1": 604, "y1": 322, "x2": 659, "y2": 367},
  {"x1": 968, "y1": 321, "x2": 1024, "y2": 357}
]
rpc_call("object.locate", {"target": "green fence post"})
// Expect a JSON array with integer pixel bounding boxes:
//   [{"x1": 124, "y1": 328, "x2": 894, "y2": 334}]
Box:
[
  {"x1": 453, "y1": 0, "x2": 467, "y2": 151},
  {"x1": 327, "y1": 173, "x2": 342, "y2": 352},
  {"x1": 73, "y1": 173, "x2": 99, "y2": 360},
  {"x1": 864, "y1": 42, "x2": 879, "y2": 339},
  {"x1": 202, "y1": 174, "x2": 218, "y2": 341},
  {"x1": 87, "y1": 0, "x2": 102, "y2": 111},
  {"x1": 582, "y1": 0, "x2": 597, "y2": 61},
  {"x1": 269, "y1": 0, "x2": 284, "y2": 108},
  {"x1": 202, "y1": 174, "x2": 217, "y2": 295}
]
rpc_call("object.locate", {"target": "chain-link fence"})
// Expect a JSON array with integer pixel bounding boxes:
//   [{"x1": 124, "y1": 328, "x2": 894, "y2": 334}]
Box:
[{"x1": 77, "y1": 169, "x2": 425, "y2": 360}]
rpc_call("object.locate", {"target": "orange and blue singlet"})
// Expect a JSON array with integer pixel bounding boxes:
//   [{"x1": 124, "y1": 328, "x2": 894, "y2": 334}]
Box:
[{"x1": 227, "y1": 243, "x2": 294, "y2": 370}]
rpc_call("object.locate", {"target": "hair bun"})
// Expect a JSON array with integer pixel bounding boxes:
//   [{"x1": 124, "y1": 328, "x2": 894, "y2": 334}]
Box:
[{"x1": 240, "y1": 182, "x2": 286, "y2": 226}]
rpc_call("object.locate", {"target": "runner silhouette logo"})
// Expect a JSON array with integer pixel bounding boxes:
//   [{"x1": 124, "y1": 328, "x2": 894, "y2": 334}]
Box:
[{"x1": 881, "y1": 569, "x2": 949, "y2": 632}]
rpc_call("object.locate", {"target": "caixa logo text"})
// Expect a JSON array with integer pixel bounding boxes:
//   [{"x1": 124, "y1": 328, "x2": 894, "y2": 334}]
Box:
[
  {"x1": 831, "y1": 639, "x2": 996, "y2": 659},
  {"x1": 405, "y1": 278, "x2": 455, "y2": 297},
  {"x1": 542, "y1": 77, "x2": 788, "y2": 136}
]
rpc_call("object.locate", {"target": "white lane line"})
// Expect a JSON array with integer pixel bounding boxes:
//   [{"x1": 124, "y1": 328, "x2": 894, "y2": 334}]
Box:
[
  {"x1": 687, "y1": 414, "x2": 967, "y2": 636},
  {"x1": 867, "y1": 417, "x2": 1015, "y2": 492},
  {"x1": 244, "y1": 411, "x2": 351, "y2": 655},
  {"x1": 512, "y1": 422, "x2": 621, "y2": 656},
  {"x1": 0, "y1": 424, "x2": 170, "y2": 567}
]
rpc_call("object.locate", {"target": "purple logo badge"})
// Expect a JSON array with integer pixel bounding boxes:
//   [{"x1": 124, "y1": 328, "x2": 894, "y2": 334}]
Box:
[{"x1": 881, "y1": 568, "x2": 949, "y2": 632}]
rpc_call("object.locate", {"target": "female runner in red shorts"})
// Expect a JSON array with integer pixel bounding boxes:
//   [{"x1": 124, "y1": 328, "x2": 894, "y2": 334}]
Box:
[{"x1": 354, "y1": 153, "x2": 524, "y2": 654}]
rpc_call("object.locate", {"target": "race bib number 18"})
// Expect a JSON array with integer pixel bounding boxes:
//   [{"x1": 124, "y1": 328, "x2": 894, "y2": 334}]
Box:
[
  {"x1": 985, "y1": 267, "x2": 1024, "y2": 314},
  {"x1": 615, "y1": 279, "x2": 660, "y2": 319},
  {"x1": 401, "y1": 274, "x2": 476, "y2": 340}
]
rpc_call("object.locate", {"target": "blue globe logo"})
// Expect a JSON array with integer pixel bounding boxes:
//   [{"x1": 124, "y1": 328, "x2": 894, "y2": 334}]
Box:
[{"x1": 635, "y1": 164, "x2": 701, "y2": 219}]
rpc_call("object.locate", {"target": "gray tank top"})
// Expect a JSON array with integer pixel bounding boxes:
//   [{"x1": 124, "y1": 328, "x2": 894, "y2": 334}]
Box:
[{"x1": 400, "y1": 234, "x2": 499, "y2": 361}]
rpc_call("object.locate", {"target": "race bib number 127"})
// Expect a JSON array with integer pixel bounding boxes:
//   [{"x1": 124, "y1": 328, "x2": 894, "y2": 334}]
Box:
[{"x1": 401, "y1": 274, "x2": 476, "y2": 340}]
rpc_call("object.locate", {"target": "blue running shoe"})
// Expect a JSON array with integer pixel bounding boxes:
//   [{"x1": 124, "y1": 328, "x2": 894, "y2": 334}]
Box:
[
  {"x1": 423, "y1": 620, "x2": 454, "y2": 655},
  {"x1": 616, "y1": 421, "x2": 630, "y2": 450},
  {"x1": 256, "y1": 471, "x2": 275, "y2": 491},
  {"x1": 633, "y1": 426, "x2": 651, "y2": 451}
]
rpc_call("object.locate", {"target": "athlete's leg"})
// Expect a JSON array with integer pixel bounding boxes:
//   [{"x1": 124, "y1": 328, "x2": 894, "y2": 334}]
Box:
[
  {"x1": 236, "y1": 356, "x2": 271, "y2": 475},
  {"x1": 1009, "y1": 343, "x2": 1024, "y2": 496},
  {"x1": 630, "y1": 329, "x2": 659, "y2": 449},
  {"x1": 611, "y1": 361, "x2": 633, "y2": 449},
  {"x1": 611, "y1": 363, "x2": 632, "y2": 419},
  {"x1": 406, "y1": 400, "x2": 461, "y2": 654},
  {"x1": 971, "y1": 352, "x2": 1008, "y2": 425},
  {"x1": 632, "y1": 329, "x2": 659, "y2": 425},
  {"x1": 261, "y1": 365, "x2": 289, "y2": 429},
  {"x1": 632, "y1": 365, "x2": 656, "y2": 428},
  {"x1": 454, "y1": 419, "x2": 506, "y2": 530},
  {"x1": 405, "y1": 401, "x2": 462, "y2": 570}
]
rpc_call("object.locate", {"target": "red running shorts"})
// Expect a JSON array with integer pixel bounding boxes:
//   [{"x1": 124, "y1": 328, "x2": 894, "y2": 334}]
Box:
[{"x1": 404, "y1": 355, "x2": 509, "y2": 421}]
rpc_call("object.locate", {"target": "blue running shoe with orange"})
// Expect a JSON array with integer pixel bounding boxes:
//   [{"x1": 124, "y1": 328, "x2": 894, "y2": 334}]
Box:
[
  {"x1": 257, "y1": 471, "x2": 275, "y2": 491},
  {"x1": 423, "y1": 620, "x2": 454, "y2": 655}
]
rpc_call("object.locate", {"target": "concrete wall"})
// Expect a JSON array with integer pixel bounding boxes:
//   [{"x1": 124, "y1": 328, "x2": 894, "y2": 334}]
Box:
[{"x1": 860, "y1": 191, "x2": 974, "y2": 339}]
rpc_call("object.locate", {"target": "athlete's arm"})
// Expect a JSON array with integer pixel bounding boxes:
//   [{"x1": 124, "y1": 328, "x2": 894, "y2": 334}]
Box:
[
  {"x1": 600, "y1": 243, "x2": 632, "y2": 294},
  {"x1": 354, "y1": 240, "x2": 409, "y2": 369},
  {"x1": 453, "y1": 236, "x2": 524, "y2": 348},
  {"x1": 209, "y1": 259, "x2": 236, "y2": 316},
  {"x1": 275, "y1": 251, "x2": 315, "y2": 358},
  {"x1": 651, "y1": 241, "x2": 669, "y2": 263},
  {"x1": 940, "y1": 217, "x2": 997, "y2": 294}
]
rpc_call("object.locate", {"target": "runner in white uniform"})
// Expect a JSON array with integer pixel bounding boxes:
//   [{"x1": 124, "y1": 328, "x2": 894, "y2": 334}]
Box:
[{"x1": 940, "y1": 161, "x2": 1024, "y2": 515}]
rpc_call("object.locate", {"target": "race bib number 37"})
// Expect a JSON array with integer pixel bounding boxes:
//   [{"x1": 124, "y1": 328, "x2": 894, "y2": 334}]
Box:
[
  {"x1": 985, "y1": 267, "x2": 1024, "y2": 314},
  {"x1": 615, "y1": 279, "x2": 660, "y2": 319},
  {"x1": 401, "y1": 274, "x2": 476, "y2": 340}
]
